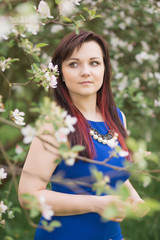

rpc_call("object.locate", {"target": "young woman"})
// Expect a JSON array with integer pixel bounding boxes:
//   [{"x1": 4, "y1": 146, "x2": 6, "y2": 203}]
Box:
[{"x1": 18, "y1": 30, "x2": 146, "y2": 240}]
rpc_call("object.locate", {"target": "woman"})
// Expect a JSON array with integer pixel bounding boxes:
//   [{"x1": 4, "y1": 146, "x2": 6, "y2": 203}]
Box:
[{"x1": 18, "y1": 30, "x2": 146, "y2": 240}]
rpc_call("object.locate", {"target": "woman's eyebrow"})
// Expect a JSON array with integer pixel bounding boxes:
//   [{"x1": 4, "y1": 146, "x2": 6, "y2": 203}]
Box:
[{"x1": 66, "y1": 57, "x2": 102, "y2": 62}]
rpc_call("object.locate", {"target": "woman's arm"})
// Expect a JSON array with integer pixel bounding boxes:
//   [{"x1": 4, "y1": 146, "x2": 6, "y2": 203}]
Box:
[
  {"x1": 18, "y1": 120, "x2": 131, "y2": 219},
  {"x1": 18, "y1": 123, "x2": 99, "y2": 216}
]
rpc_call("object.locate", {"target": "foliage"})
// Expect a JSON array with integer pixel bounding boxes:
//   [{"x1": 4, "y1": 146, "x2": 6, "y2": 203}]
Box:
[{"x1": 0, "y1": 0, "x2": 160, "y2": 239}]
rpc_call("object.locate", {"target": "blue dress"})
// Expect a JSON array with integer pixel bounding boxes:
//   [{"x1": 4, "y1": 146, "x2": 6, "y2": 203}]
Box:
[{"x1": 34, "y1": 108, "x2": 130, "y2": 240}]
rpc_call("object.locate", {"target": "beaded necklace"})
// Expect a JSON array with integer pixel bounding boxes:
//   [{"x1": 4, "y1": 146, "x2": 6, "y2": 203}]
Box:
[{"x1": 89, "y1": 127, "x2": 118, "y2": 145}]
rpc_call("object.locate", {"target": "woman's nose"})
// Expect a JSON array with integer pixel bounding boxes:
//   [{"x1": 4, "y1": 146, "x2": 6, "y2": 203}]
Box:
[{"x1": 80, "y1": 64, "x2": 91, "y2": 77}]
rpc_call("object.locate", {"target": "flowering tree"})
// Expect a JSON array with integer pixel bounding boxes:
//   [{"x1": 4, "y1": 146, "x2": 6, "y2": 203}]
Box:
[{"x1": 0, "y1": 0, "x2": 160, "y2": 239}]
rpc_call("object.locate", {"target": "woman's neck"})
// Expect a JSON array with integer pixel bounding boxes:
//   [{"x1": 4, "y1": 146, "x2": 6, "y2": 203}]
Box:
[{"x1": 71, "y1": 95, "x2": 103, "y2": 121}]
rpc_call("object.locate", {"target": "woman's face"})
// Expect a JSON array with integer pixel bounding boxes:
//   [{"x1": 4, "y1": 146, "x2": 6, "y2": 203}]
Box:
[{"x1": 61, "y1": 41, "x2": 105, "y2": 101}]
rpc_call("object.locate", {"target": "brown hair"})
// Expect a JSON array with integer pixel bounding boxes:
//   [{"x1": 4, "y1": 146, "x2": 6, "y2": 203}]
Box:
[{"x1": 52, "y1": 30, "x2": 129, "y2": 158}]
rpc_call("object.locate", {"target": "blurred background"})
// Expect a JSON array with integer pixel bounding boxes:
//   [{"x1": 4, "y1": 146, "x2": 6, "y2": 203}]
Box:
[{"x1": 0, "y1": 0, "x2": 160, "y2": 239}]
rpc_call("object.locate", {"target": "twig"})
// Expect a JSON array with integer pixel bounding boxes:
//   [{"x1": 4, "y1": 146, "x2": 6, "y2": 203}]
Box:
[
  {"x1": 10, "y1": 79, "x2": 33, "y2": 86},
  {"x1": 0, "y1": 141, "x2": 18, "y2": 192},
  {"x1": 0, "y1": 70, "x2": 10, "y2": 85},
  {"x1": 0, "y1": 117, "x2": 21, "y2": 129}
]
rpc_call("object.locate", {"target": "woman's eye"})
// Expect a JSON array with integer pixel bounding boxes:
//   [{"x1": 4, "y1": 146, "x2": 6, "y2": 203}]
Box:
[
  {"x1": 69, "y1": 62, "x2": 78, "y2": 68},
  {"x1": 91, "y1": 61, "x2": 99, "y2": 66}
]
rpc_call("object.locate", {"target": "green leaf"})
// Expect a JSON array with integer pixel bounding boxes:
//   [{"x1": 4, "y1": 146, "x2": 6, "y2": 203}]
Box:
[
  {"x1": 21, "y1": 193, "x2": 37, "y2": 203},
  {"x1": 32, "y1": 54, "x2": 40, "y2": 62},
  {"x1": 55, "y1": 0, "x2": 60, "y2": 4},
  {"x1": 103, "y1": 204, "x2": 118, "y2": 219},
  {"x1": 59, "y1": 143, "x2": 69, "y2": 153},
  {"x1": 61, "y1": 16, "x2": 72, "y2": 22},
  {"x1": 35, "y1": 43, "x2": 49, "y2": 48},
  {"x1": 71, "y1": 145, "x2": 85, "y2": 152},
  {"x1": 50, "y1": 220, "x2": 62, "y2": 228},
  {"x1": 4, "y1": 236, "x2": 14, "y2": 240},
  {"x1": 30, "y1": 208, "x2": 40, "y2": 218},
  {"x1": 10, "y1": 58, "x2": 19, "y2": 62},
  {"x1": 54, "y1": 158, "x2": 62, "y2": 164}
]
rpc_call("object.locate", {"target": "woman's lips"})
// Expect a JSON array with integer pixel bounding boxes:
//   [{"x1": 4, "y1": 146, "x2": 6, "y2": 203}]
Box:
[{"x1": 80, "y1": 81, "x2": 93, "y2": 84}]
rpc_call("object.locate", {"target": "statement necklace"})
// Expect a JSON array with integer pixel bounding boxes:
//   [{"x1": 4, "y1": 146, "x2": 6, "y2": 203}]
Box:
[{"x1": 89, "y1": 127, "x2": 118, "y2": 145}]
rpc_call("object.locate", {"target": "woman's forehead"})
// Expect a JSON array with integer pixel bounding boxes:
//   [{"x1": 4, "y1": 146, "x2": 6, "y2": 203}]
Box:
[{"x1": 66, "y1": 41, "x2": 103, "y2": 59}]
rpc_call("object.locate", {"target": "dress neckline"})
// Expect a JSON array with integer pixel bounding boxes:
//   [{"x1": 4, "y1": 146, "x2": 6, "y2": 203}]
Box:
[{"x1": 87, "y1": 120, "x2": 104, "y2": 123}]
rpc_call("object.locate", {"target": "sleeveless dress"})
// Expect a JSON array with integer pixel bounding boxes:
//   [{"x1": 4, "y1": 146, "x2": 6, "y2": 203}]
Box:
[{"x1": 34, "y1": 107, "x2": 130, "y2": 240}]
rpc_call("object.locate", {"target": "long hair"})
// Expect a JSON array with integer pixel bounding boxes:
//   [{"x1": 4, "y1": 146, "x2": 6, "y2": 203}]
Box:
[{"x1": 52, "y1": 30, "x2": 129, "y2": 159}]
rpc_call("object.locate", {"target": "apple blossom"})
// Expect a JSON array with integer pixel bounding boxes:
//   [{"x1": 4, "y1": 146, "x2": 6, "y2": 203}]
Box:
[
  {"x1": 39, "y1": 196, "x2": 54, "y2": 220},
  {"x1": 50, "y1": 24, "x2": 64, "y2": 33},
  {"x1": 37, "y1": 1, "x2": 53, "y2": 19},
  {"x1": 0, "y1": 58, "x2": 11, "y2": 72},
  {"x1": 106, "y1": 139, "x2": 118, "y2": 148},
  {"x1": 0, "y1": 16, "x2": 11, "y2": 41},
  {"x1": 11, "y1": 109, "x2": 25, "y2": 126},
  {"x1": 59, "y1": 0, "x2": 76, "y2": 16},
  {"x1": 55, "y1": 127, "x2": 70, "y2": 143},
  {"x1": 15, "y1": 145, "x2": 23, "y2": 155},
  {"x1": 48, "y1": 62, "x2": 59, "y2": 73},
  {"x1": 0, "y1": 168, "x2": 7, "y2": 181},
  {"x1": 21, "y1": 125, "x2": 36, "y2": 144},
  {"x1": 65, "y1": 152, "x2": 77, "y2": 166},
  {"x1": 0, "y1": 201, "x2": 8, "y2": 216},
  {"x1": 154, "y1": 99, "x2": 160, "y2": 107},
  {"x1": 65, "y1": 157, "x2": 76, "y2": 166},
  {"x1": 118, "y1": 150, "x2": 129, "y2": 157},
  {"x1": 64, "y1": 115, "x2": 77, "y2": 132}
]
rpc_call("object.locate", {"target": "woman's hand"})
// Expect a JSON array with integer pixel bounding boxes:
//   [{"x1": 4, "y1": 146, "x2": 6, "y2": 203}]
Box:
[
  {"x1": 127, "y1": 196, "x2": 150, "y2": 218},
  {"x1": 96, "y1": 195, "x2": 131, "y2": 222}
]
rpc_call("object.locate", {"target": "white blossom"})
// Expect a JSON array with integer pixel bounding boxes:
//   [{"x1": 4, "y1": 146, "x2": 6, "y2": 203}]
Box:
[
  {"x1": 142, "y1": 176, "x2": 151, "y2": 188},
  {"x1": 118, "y1": 76, "x2": 128, "y2": 91},
  {"x1": 0, "y1": 58, "x2": 11, "y2": 72},
  {"x1": 127, "y1": 44, "x2": 134, "y2": 52},
  {"x1": 135, "y1": 51, "x2": 159, "y2": 64},
  {"x1": 157, "y1": 2, "x2": 160, "y2": 7},
  {"x1": 39, "y1": 196, "x2": 54, "y2": 220},
  {"x1": 0, "y1": 16, "x2": 11, "y2": 41},
  {"x1": 55, "y1": 127, "x2": 70, "y2": 142},
  {"x1": 50, "y1": 24, "x2": 64, "y2": 33},
  {"x1": 0, "y1": 201, "x2": 8, "y2": 216},
  {"x1": 37, "y1": 0, "x2": 53, "y2": 19},
  {"x1": 73, "y1": 0, "x2": 82, "y2": 5},
  {"x1": 11, "y1": 109, "x2": 25, "y2": 126},
  {"x1": 0, "y1": 168, "x2": 7, "y2": 180},
  {"x1": 15, "y1": 145, "x2": 23, "y2": 155},
  {"x1": 107, "y1": 139, "x2": 118, "y2": 148},
  {"x1": 48, "y1": 62, "x2": 58, "y2": 73},
  {"x1": 65, "y1": 157, "x2": 75, "y2": 166},
  {"x1": 154, "y1": 99, "x2": 160, "y2": 107},
  {"x1": 64, "y1": 115, "x2": 77, "y2": 132},
  {"x1": 21, "y1": 125, "x2": 36, "y2": 144},
  {"x1": 24, "y1": 14, "x2": 40, "y2": 35},
  {"x1": 44, "y1": 72, "x2": 58, "y2": 89},
  {"x1": 104, "y1": 19, "x2": 114, "y2": 28},
  {"x1": 141, "y1": 41, "x2": 150, "y2": 51},
  {"x1": 65, "y1": 152, "x2": 77, "y2": 166},
  {"x1": 133, "y1": 77, "x2": 140, "y2": 88},
  {"x1": 115, "y1": 72, "x2": 123, "y2": 79},
  {"x1": 8, "y1": 210, "x2": 14, "y2": 219},
  {"x1": 135, "y1": 51, "x2": 150, "y2": 64},
  {"x1": 49, "y1": 75, "x2": 58, "y2": 88},
  {"x1": 59, "y1": 0, "x2": 82, "y2": 16},
  {"x1": 118, "y1": 150, "x2": 129, "y2": 157},
  {"x1": 118, "y1": 22, "x2": 126, "y2": 30},
  {"x1": 59, "y1": 0, "x2": 75, "y2": 16}
]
